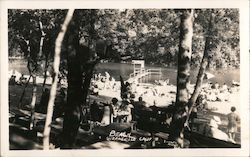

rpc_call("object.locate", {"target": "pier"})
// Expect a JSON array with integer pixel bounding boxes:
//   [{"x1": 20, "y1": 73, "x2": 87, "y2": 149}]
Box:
[{"x1": 127, "y1": 60, "x2": 162, "y2": 83}]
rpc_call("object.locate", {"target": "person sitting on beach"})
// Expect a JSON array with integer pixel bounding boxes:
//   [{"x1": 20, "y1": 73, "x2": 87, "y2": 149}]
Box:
[
  {"x1": 18, "y1": 74, "x2": 27, "y2": 85},
  {"x1": 207, "y1": 89, "x2": 217, "y2": 102},
  {"x1": 90, "y1": 84, "x2": 99, "y2": 96},
  {"x1": 214, "y1": 82, "x2": 220, "y2": 89},
  {"x1": 154, "y1": 80, "x2": 160, "y2": 85},
  {"x1": 131, "y1": 96, "x2": 147, "y2": 121},
  {"x1": 227, "y1": 106, "x2": 240, "y2": 142},
  {"x1": 207, "y1": 116, "x2": 231, "y2": 142},
  {"x1": 221, "y1": 83, "x2": 228, "y2": 92},
  {"x1": 109, "y1": 77, "x2": 116, "y2": 90},
  {"x1": 232, "y1": 80, "x2": 240, "y2": 87},
  {"x1": 96, "y1": 78, "x2": 105, "y2": 90},
  {"x1": 137, "y1": 96, "x2": 146, "y2": 108},
  {"x1": 105, "y1": 71, "x2": 110, "y2": 81},
  {"x1": 151, "y1": 87, "x2": 159, "y2": 96},
  {"x1": 97, "y1": 73, "x2": 102, "y2": 80},
  {"x1": 101, "y1": 77, "x2": 106, "y2": 83},
  {"x1": 101, "y1": 103, "x2": 113, "y2": 126},
  {"x1": 201, "y1": 95, "x2": 208, "y2": 111},
  {"x1": 215, "y1": 83, "x2": 229, "y2": 101},
  {"x1": 9, "y1": 75, "x2": 16, "y2": 85},
  {"x1": 130, "y1": 82, "x2": 137, "y2": 94},
  {"x1": 117, "y1": 99, "x2": 133, "y2": 123},
  {"x1": 158, "y1": 79, "x2": 169, "y2": 86},
  {"x1": 125, "y1": 82, "x2": 132, "y2": 97},
  {"x1": 101, "y1": 98, "x2": 118, "y2": 126}
]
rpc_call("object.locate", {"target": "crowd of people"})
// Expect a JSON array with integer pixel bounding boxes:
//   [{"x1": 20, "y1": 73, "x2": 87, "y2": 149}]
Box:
[
  {"x1": 9, "y1": 72, "x2": 28, "y2": 86},
  {"x1": 9, "y1": 69, "x2": 241, "y2": 144},
  {"x1": 8, "y1": 69, "x2": 55, "y2": 86},
  {"x1": 199, "y1": 81, "x2": 239, "y2": 102},
  {"x1": 89, "y1": 95, "x2": 148, "y2": 127},
  {"x1": 88, "y1": 72, "x2": 155, "y2": 126},
  {"x1": 89, "y1": 72, "x2": 176, "y2": 106},
  {"x1": 90, "y1": 72, "x2": 120, "y2": 96},
  {"x1": 88, "y1": 72, "x2": 241, "y2": 144},
  {"x1": 89, "y1": 72, "x2": 240, "y2": 112}
]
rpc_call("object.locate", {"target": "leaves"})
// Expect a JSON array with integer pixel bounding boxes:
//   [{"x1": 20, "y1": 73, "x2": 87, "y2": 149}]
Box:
[{"x1": 9, "y1": 9, "x2": 239, "y2": 69}]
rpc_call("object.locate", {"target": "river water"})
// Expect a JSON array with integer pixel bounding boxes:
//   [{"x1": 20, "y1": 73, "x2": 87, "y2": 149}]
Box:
[
  {"x1": 95, "y1": 62, "x2": 240, "y2": 86},
  {"x1": 9, "y1": 59, "x2": 240, "y2": 86}
]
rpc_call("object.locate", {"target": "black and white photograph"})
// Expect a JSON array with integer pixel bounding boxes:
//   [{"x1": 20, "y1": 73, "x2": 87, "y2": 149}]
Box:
[{"x1": 1, "y1": 0, "x2": 249, "y2": 157}]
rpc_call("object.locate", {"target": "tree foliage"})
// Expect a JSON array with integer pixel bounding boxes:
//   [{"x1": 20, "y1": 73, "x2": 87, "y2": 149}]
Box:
[
  {"x1": 9, "y1": 9, "x2": 239, "y2": 69},
  {"x1": 192, "y1": 9, "x2": 239, "y2": 69}
]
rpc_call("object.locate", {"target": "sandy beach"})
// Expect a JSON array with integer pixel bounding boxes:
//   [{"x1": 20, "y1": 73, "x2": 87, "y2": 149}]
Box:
[{"x1": 93, "y1": 77, "x2": 240, "y2": 115}]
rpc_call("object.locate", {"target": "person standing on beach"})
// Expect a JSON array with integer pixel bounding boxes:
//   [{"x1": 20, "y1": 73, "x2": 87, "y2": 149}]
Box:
[
  {"x1": 227, "y1": 106, "x2": 240, "y2": 142},
  {"x1": 110, "y1": 98, "x2": 119, "y2": 122}
]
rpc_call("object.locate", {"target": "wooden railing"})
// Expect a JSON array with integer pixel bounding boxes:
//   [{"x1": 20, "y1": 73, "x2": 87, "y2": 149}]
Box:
[{"x1": 129, "y1": 68, "x2": 162, "y2": 81}]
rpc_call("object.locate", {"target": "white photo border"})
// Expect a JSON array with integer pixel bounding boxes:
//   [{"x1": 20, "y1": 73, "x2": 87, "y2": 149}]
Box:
[{"x1": 1, "y1": 0, "x2": 249, "y2": 157}]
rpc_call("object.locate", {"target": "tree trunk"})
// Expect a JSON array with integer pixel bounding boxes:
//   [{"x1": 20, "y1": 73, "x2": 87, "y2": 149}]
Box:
[
  {"x1": 19, "y1": 40, "x2": 33, "y2": 109},
  {"x1": 24, "y1": 37, "x2": 38, "y2": 130},
  {"x1": 82, "y1": 68, "x2": 93, "y2": 105},
  {"x1": 43, "y1": 9, "x2": 75, "y2": 150},
  {"x1": 82, "y1": 61, "x2": 98, "y2": 106},
  {"x1": 81, "y1": 9, "x2": 98, "y2": 106},
  {"x1": 38, "y1": 20, "x2": 45, "y2": 58},
  {"x1": 169, "y1": 9, "x2": 194, "y2": 148},
  {"x1": 29, "y1": 75, "x2": 37, "y2": 130},
  {"x1": 186, "y1": 13, "x2": 215, "y2": 123},
  {"x1": 42, "y1": 56, "x2": 49, "y2": 89},
  {"x1": 26, "y1": 21, "x2": 45, "y2": 126},
  {"x1": 37, "y1": 20, "x2": 49, "y2": 90},
  {"x1": 61, "y1": 10, "x2": 83, "y2": 149}
]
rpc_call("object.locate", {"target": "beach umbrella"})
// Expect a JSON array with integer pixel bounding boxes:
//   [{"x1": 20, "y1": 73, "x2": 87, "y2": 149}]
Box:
[{"x1": 204, "y1": 72, "x2": 215, "y2": 80}]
